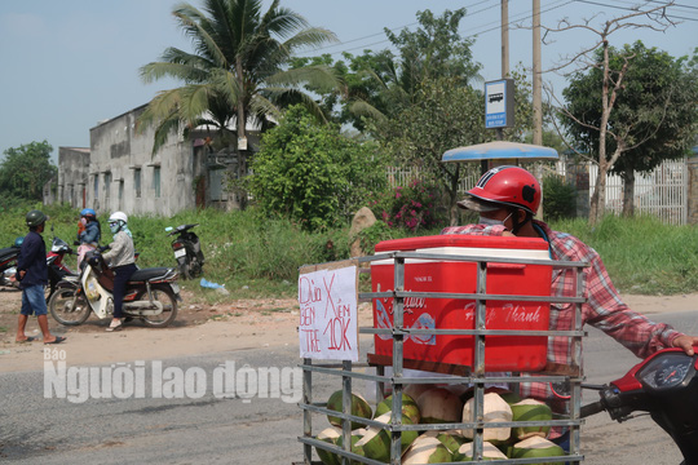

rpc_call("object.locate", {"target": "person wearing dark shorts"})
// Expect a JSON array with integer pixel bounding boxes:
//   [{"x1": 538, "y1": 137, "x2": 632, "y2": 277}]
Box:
[{"x1": 15, "y1": 210, "x2": 66, "y2": 345}]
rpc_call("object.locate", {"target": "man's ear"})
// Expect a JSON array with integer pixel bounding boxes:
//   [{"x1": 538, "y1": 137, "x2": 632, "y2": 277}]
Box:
[{"x1": 516, "y1": 209, "x2": 527, "y2": 222}]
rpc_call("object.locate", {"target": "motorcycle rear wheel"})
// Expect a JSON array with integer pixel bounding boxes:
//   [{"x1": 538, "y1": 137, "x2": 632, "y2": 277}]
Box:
[
  {"x1": 49, "y1": 285, "x2": 91, "y2": 326},
  {"x1": 138, "y1": 285, "x2": 178, "y2": 327}
]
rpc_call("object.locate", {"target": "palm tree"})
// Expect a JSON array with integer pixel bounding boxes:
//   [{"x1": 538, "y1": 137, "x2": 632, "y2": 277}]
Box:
[{"x1": 138, "y1": 0, "x2": 338, "y2": 206}]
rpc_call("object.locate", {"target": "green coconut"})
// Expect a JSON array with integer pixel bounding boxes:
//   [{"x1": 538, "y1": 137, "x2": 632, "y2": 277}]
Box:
[
  {"x1": 455, "y1": 441, "x2": 508, "y2": 461},
  {"x1": 423, "y1": 430, "x2": 471, "y2": 455},
  {"x1": 510, "y1": 436, "x2": 566, "y2": 464},
  {"x1": 402, "y1": 435, "x2": 453, "y2": 464},
  {"x1": 354, "y1": 412, "x2": 391, "y2": 462},
  {"x1": 358, "y1": 411, "x2": 420, "y2": 460},
  {"x1": 462, "y1": 392, "x2": 513, "y2": 445},
  {"x1": 417, "y1": 387, "x2": 463, "y2": 424},
  {"x1": 335, "y1": 428, "x2": 367, "y2": 465},
  {"x1": 326, "y1": 390, "x2": 373, "y2": 429},
  {"x1": 510, "y1": 398, "x2": 553, "y2": 440},
  {"x1": 315, "y1": 426, "x2": 342, "y2": 465},
  {"x1": 375, "y1": 393, "x2": 421, "y2": 424}
]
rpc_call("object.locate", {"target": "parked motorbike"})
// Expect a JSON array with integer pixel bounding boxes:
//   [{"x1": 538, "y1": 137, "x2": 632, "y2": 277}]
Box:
[
  {"x1": 581, "y1": 345, "x2": 698, "y2": 464},
  {"x1": 166, "y1": 223, "x2": 204, "y2": 280},
  {"x1": 49, "y1": 249, "x2": 181, "y2": 327},
  {"x1": 46, "y1": 235, "x2": 76, "y2": 300},
  {"x1": 0, "y1": 241, "x2": 21, "y2": 289}
]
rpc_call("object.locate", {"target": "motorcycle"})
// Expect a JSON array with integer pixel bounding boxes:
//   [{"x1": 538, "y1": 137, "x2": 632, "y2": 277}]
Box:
[
  {"x1": 581, "y1": 345, "x2": 698, "y2": 465},
  {"x1": 166, "y1": 223, "x2": 204, "y2": 280},
  {"x1": 0, "y1": 241, "x2": 21, "y2": 290},
  {"x1": 46, "y1": 235, "x2": 76, "y2": 300},
  {"x1": 48, "y1": 249, "x2": 181, "y2": 327}
]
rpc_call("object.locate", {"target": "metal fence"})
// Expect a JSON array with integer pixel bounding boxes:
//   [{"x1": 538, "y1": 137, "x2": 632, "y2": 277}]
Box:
[
  {"x1": 388, "y1": 159, "x2": 689, "y2": 225},
  {"x1": 589, "y1": 160, "x2": 688, "y2": 225}
]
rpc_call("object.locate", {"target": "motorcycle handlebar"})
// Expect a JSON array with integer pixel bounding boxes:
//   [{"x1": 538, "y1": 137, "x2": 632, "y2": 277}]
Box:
[{"x1": 580, "y1": 401, "x2": 607, "y2": 418}]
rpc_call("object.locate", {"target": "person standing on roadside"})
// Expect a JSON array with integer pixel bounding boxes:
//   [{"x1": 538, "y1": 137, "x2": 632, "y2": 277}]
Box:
[
  {"x1": 103, "y1": 211, "x2": 136, "y2": 332},
  {"x1": 15, "y1": 210, "x2": 66, "y2": 344}
]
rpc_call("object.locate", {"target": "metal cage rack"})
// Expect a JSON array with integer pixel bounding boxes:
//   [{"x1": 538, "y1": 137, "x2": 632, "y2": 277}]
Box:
[{"x1": 297, "y1": 248, "x2": 588, "y2": 464}]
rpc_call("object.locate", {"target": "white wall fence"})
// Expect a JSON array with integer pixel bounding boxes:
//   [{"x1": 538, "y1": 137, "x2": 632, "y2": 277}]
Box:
[
  {"x1": 588, "y1": 160, "x2": 688, "y2": 225},
  {"x1": 388, "y1": 159, "x2": 689, "y2": 225}
]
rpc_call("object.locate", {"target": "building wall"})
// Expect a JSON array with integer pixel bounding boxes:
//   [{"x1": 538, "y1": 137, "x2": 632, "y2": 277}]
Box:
[
  {"x1": 56, "y1": 147, "x2": 91, "y2": 209},
  {"x1": 87, "y1": 105, "x2": 196, "y2": 217}
]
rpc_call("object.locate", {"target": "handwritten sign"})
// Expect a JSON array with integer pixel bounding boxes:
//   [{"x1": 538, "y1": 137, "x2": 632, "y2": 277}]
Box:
[{"x1": 298, "y1": 262, "x2": 358, "y2": 361}]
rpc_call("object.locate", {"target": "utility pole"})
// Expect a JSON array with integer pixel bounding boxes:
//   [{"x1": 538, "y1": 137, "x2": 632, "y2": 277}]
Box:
[
  {"x1": 532, "y1": 0, "x2": 543, "y2": 145},
  {"x1": 497, "y1": 0, "x2": 509, "y2": 145}
]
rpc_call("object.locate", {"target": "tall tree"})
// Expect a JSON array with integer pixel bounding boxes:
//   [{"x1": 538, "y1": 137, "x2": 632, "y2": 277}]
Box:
[
  {"x1": 548, "y1": 1, "x2": 678, "y2": 224},
  {"x1": 371, "y1": 72, "x2": 534, "y2": 226},
  {"x1": 564, "y1": 43, "x2": 697, "y2": 216},
  {"x1": 0, "y1": 141, "x2": 57, "y2": 201},
  {"x1": 138, "y1": 0, "x2": 339, "y2": 207},
  {"x1": 291, "y1": 9, "x2": 482, "y2": 131}
]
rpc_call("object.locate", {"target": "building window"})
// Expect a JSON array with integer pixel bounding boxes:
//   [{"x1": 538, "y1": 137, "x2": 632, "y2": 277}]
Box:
[
  {"x1": 134, "y1": 168, "x2": 141, "y2": 198},
  {"x1": 93, "y1": 175, "x2": 99, "y2": 200},
  {"x1": 118, "y1": 180, "x2": 124, "y2": 202},
  {"x1": 153, "y1": 166, "x2": 161, "y2": 198},
  {"x1": 104, "y1": 172, "x2": 111, "y2": 201}
]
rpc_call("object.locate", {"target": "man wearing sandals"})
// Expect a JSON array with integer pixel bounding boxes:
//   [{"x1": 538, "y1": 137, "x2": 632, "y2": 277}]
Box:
[{"x1": 15, "y1": 210, "x2": 66, "y2": 345}]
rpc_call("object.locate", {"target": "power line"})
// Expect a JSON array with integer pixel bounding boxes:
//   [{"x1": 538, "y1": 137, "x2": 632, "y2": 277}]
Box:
[{"x1": 573, "y1": 0, "x2": 698, "y2": 22}]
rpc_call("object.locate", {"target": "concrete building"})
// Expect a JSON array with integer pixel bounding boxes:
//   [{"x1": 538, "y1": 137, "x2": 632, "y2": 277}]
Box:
[{"x1": 49, "y1": 104, "x2": 258, "y2": 216}]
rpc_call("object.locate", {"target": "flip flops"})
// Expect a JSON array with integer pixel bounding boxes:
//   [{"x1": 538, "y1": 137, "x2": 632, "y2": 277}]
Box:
[
  {"x1": 44, "y1": 336, "x2": 67, "y2": 345},
  {"x1": 15, "y1": 336, "x2": 36, "y2": 343},
  {"x1": 106, "y1": 319, "x2": 123, "y2": 332}
]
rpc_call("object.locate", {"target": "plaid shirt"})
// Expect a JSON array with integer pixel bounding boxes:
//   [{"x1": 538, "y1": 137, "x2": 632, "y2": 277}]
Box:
[{"x1": 442, "y1": 220, "x2": 682, "y2": 407}]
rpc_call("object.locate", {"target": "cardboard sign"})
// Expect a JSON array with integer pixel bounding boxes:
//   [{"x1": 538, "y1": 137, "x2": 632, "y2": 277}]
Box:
[{"x1": 298, "y1": 261, "x2": 359, "y2": 361}]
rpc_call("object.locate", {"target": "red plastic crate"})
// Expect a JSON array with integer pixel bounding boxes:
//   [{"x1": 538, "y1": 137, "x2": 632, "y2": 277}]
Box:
[{"x1": 372, "y1": 235, "x2": 553, "y2": 372}]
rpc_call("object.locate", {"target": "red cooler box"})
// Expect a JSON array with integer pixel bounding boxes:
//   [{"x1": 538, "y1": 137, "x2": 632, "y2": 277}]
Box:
[{"x1": 372, "y1": 235, "x2": 553, "y2": 372}]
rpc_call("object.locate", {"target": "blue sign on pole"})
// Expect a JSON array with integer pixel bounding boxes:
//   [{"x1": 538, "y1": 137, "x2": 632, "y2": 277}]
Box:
[{"x1": 485, "y1": 79, "x2": 514, "y2": 129}]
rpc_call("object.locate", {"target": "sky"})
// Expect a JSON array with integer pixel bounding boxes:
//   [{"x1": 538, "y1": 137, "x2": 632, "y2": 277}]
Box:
[{"x1": 0, "y1": 0, "x2": 695, "y2": 163}]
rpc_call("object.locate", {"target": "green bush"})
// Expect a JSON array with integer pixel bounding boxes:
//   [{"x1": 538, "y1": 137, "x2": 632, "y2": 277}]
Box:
[
  {"x1": 248, "y1": 105, "x2": 388, "y2": 232},
  {"x1": 542, "y1": 175, "x2": 576, "y2": 220}
]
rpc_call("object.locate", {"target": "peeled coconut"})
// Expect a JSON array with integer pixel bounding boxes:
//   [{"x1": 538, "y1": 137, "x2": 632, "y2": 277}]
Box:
[
  {"x1": 326, "y1": 390, "x2": 373, "y2": 429},
  {"x1": 315, "y1": 426, "x2": 342, "y2": 465},
  {"x1": 423, "y1": 430, "x2": 470, "y2": 455},
  {"x1": 417, "y1": 387, "x2": 463, "y2": 424},
  {"x1": 510, "y1": 436, "x2": 566, "y2": 464},
  {"x1": 455, "y1": 441, "x2": 508, "y2": 461},
  {"x1": 510, "y1": 398, "x2": 553, "y2": 440},
  {"x1": 461, "y1": 386, "x2": 522, "y2": 406},
  {"x1": 403, "y1": 383, "x2": 435, "y2": 401},
  {"x1": 375, "y1": 393, "x2": 421, "y2": 424},
  {"x1": 462, "y1": 392, "x2": 513, "y2": 444},
  {"x1": 402, "y1": 435, "x2": 453, "y2": 464}
]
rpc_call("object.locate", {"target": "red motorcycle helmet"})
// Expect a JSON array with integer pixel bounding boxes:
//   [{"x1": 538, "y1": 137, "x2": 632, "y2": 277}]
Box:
[{"x1": 460, "y1": 165, "x2": 541, "y2": 215}]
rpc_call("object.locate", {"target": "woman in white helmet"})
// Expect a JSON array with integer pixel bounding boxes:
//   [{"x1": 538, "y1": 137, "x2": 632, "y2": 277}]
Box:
[{"x1": 102, "y1": 211, "x2": 136, "y2": 332}]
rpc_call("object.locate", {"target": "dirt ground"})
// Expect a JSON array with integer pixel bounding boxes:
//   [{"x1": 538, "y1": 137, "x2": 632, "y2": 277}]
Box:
[{"x1": 1, "y1": 287, "x2": 696, "y2": 373}]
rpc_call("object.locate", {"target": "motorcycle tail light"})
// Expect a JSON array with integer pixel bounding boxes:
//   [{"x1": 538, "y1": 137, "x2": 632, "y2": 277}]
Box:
[{"x1": 173, "y1": 242, "x2": 183, "y2": 249}]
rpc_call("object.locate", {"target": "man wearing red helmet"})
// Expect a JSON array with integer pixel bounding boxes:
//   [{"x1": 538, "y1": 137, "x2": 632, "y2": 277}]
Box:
[{"x1": 443, "y1": 165, "x2": 698, "y2": 443}]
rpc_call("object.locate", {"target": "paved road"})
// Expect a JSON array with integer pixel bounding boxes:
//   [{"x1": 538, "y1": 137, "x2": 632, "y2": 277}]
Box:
[{"x1": 1, "y1": 311, "x2": 695, "y2": 464}]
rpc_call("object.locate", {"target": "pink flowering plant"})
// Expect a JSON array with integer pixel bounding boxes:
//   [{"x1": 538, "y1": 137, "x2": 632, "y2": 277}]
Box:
[{"x1": 372, "y1": 179, "x2": 443, "y2": 232}]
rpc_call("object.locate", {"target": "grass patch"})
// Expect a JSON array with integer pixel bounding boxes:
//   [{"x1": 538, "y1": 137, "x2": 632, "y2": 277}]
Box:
[{"x1": 0, "y1": 205, "x2": 695, "y2": 299}]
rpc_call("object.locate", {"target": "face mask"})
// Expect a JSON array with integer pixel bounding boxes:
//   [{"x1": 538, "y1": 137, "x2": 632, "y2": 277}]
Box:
[
  {"x1": 109, "y1": 221, "x2": 120, "y2": 234},
  {"x1": 479, "y1": 212, "x2": 513, "y2": 227},
  {"x1": 80, "y1": 217, "x2": 88, "y2": 226}
]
